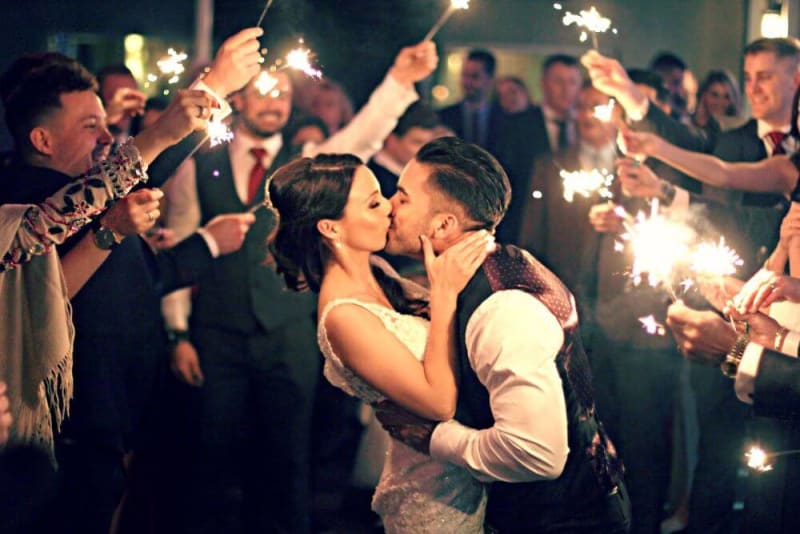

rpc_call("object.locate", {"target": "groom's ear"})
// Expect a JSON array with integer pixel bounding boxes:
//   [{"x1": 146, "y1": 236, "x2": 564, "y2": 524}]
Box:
[
  {"x1": 316, "y1": 219, "x2": 338, "y2": 240},
  {"x1": 431, "y1": 212, "x2": 460, "y2": 240}
]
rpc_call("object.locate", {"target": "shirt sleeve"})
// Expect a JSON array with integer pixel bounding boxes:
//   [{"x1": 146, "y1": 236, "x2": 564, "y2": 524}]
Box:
[
  {"x1": 735, "y1": 342, "x2": 764, "y2": 404},
  {"x1": 1, "y1": 140, "x2": 147, "y2": 272},
  {"x1": 161, "y1": 158, "x2": 201, "y2": 331},
  {"x1": 302, "y1": 74, "x2": 418, "y2": 162},
  {"x1": 429, "y1": 289, "x2": 570, "y2": 483}
]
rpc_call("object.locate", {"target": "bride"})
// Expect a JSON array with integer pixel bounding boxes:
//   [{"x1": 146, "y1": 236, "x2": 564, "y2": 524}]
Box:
[{"x1": 266, "y1": 153, "x2": 493, "y2": 533}]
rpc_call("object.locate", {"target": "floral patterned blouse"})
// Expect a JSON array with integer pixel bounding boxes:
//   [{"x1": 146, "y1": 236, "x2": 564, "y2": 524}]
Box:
[{"x1": 0, "y1": 140, "x2": 148, "y2": 272}]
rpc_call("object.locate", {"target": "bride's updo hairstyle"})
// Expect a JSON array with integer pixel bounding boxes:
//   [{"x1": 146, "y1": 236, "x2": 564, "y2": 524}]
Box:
[{"x1": 267, "y1": 153, "x2": 362, "y2": 293}]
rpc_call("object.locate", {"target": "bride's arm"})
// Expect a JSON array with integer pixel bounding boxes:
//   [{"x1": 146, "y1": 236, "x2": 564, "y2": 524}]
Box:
[
  {"x1": 628, "y1": 130, "x2": 798, "y2": 194},
  {"x1": 325, "y1": 232, "x2": 492, "y2": 421}
]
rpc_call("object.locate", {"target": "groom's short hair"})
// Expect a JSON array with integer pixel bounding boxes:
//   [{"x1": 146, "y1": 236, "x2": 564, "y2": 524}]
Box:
[{"x1": 415, "y1": 137, "x2": 511, "y2": 231}]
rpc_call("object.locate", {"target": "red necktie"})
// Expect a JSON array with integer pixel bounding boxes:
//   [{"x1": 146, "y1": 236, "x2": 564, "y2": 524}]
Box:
[
  {"x1": 766, "y1": 131, "x2": 786, "y2": 156},
  {"x1": 247, "y1": 147, "x2": 267, "y2": 204}
]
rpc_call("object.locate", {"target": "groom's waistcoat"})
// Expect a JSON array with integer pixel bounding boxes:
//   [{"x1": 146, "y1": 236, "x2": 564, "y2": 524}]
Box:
[
  {"x1": 455, "y1": 244, "x2": 624, "y2": 531},
  {"x1": 191, "y1": 140, "x2": 314, "y2": 335}
]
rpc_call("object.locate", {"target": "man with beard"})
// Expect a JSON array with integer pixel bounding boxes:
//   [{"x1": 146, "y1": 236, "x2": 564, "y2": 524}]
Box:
[{"x1": 161, "y1": 41, "x2": 438, "y2": 533}]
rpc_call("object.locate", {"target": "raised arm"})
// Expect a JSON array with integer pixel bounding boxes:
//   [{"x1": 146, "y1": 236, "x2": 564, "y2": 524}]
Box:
[
  {"x1": 325, "y1": 231, "x2": 492, "y2": 421},
  {"x1": 624, "y1": 129, "x2": 798, "y2": 194}
]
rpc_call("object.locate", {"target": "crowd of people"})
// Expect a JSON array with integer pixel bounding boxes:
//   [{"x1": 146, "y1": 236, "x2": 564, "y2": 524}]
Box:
[{"x1": 1, "y1": 13, "x2": 800, "y2": 534}]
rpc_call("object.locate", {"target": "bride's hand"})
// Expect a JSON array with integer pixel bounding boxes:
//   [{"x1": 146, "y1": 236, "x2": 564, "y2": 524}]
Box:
[{"x1": 423, "y1": 230, "x2": 495, "y2": 298}]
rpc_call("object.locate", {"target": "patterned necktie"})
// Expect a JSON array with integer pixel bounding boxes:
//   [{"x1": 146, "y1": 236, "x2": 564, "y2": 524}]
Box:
[
  {"x1": 766, "y1": 131, "x2": 786, "y2": 156},
  {"x1": 247, "y1": 147, "x2": 268, "y2": 204}
]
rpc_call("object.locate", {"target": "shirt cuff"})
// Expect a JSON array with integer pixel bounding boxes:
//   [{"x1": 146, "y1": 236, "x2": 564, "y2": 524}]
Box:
[
  {"x1": 734, "y1": 342, "x2": 764, "y2": 404},
  {"x1": 626, "y1": 96, "x2": 650, "y2": 123},
  {"x1": 377, "y1": 73, "x2": 420, "y2": 116},
  {"x1": 429, "y1": 418, "x2": 472, "y2": 468},
  {"x1": 190, "y1": 79, "x2": 232, "y2": 121},
  {"x1": 666, "y1": 187, "x2": 690, "y2": 221},
  {"x1": 196, "y1": 227, "x2": 220, "y2": 258},
  {"x1": 782, "y1": 330, "x2": 800, "y2": 357}
]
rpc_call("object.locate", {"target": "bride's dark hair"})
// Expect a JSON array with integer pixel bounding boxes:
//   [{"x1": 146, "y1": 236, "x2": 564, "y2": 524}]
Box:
[{"x1": 267, "y1": 154, "x2": 428, "y2": 316}]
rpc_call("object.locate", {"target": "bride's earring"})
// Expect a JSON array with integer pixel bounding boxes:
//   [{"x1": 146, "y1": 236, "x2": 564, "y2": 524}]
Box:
[{"x1": 333, "y1": 239, "x2": 342, "y2": 249}]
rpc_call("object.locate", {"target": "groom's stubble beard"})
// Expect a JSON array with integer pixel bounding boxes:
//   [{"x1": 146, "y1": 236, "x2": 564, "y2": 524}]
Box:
[{"x1": 240, "y1": 109, "x2": 290, "y2": 139}]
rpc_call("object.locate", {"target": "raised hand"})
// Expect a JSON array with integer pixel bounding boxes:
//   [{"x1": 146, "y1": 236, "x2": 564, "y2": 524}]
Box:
[
  {"x1": 389, "y1": 41, "x2": 439, "y2": 86},
  {"x1": 203, "y1": 212, "x2": 256, "y2": 255},
  {"x1": 617, "y1": 158, "x2": 662, "y2": 199},
  {"x1": 620, "y1": 130, "x2": 660, "y2": 161},
  {"x1": 202, "y1": 27, "x2": 264, "y2": 97},
  {"x1": 102, "y1": 188, "x2": 164, "y2": 237},
  {"x1": 733, "y1": 269, "x2": 800, "y2": 314},
  {"x1": 581, "y1": 50, "x2": 647, "y2": 115},
  {"x1": 423, "y1": 230, "x2": 494, "y2": 297},
  {"x1": 666, "y1": 301, "x2": 737, "y2": 365},
  {"x1": 105, "y1": 86, "x2": 147, "y2": 125},
  {"x1": 724, "y1": 305, "x2": 781, "y2": 350},
  {"x1": 588, "y1": 202, "x2": 623, "y2": 234}
]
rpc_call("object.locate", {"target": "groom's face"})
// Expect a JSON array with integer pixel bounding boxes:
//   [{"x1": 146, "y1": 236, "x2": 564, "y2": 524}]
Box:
[{"x1": 385, "y1": 159, "x2": 437, "y2": 258}]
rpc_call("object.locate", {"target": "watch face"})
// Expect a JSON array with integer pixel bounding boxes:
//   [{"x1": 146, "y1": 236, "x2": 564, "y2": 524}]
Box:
[{"x1": 95, "y1": 227, "x2": 117, "y2": 250}]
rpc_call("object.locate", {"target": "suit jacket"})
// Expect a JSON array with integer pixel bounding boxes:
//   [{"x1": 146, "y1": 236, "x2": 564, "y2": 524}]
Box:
[
  {"x1": 0, "y1": 162, "x2": 214, "y2": 451},
  {"x1": 752, "y1": 349, "x2": 800, "y2": 419},
  {"x1": 438, "y1": 100, "x2": 505, "y2": 155},
  {"x1": 190, "y1": 140, "x2": 315, "y2": 336},
  {"x1": 495, "y1": 105, "x2": 552, "y2": 244}
]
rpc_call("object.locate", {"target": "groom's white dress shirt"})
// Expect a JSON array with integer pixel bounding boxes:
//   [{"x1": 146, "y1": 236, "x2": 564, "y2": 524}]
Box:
[{"x1": 429, "y1": 289, "x2": 570, "y2": 483}]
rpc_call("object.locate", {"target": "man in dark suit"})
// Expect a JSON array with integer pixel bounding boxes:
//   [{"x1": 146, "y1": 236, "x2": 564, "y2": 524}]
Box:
[
  {"x1": 0, "y1": 33, "x2": 260, "y2": 534},
  {"x1": 438, "y1": 49, "x2": 503, "y2": 154},
  {"x1": 497, "y1": 54, "x2": 581, "y2": 244},
  {"x1": 162, "y1": 42, "x2": 438, "y2": 533},
  {"x1": 585, "y1": 37, "x2": 800, "y2": 533}
]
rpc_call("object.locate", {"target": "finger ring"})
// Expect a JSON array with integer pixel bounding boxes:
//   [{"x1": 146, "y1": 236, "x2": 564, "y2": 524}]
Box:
[
  {"x1": 770, "y1": 282, "x2": 778, "y2": 291},
  {"x1": 147, "y1": 211, "x2": 155, "y2": 222}
]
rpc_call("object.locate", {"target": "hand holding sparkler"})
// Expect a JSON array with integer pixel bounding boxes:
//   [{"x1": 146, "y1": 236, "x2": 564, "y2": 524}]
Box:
[
  {"x1": 581, "y1": 50, "x2": 648, "y2": 119},
  {"x1": 588, "y1": 201, "x2": 624, "y2": 234},
  {"x1": 202, "y1": 27, "x2": 264, "y2": 97},
  {"x1": 424, "y1": 0, "x2": 470, "y2": 42},
  {"x1": 105, "y1": 87, "x2": 147, "y2": 125},
  {"x1": 733, "y1": 269, "x2": 800, "y2": 314},
  {"x1": 724, "y1": 305, "x2": 782, "y2": 349},
  {"x1": 666, "y1": 301, "x2": 738, "y2": 364},
  {"x1": 133, "y1": 89, "x2": 217, "y2": 163},
  {"x1": 389, "y1": 41, "x2": 439, "y2": 86},
  {"x1": 620, "y1": 130, "x2": 661, "y2": 161},
  {"x1": 616, "y1": 158, "x2": 663, "y2": 198}
]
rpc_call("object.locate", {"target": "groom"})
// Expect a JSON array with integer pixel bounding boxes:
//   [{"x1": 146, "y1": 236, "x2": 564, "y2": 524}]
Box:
[{"x1": 380, "y1": 137, "x2": 630, "y2": 533}]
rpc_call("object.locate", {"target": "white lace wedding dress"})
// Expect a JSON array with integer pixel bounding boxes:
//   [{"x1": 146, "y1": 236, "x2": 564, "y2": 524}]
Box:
[{"x1": 318, "y1": 298, "x2": 487, "y2": 533}]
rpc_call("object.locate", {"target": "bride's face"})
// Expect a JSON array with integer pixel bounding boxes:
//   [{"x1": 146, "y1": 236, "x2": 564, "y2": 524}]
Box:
[{"x1": 337, "y1": 166, "x2": 392, "y2": 252}]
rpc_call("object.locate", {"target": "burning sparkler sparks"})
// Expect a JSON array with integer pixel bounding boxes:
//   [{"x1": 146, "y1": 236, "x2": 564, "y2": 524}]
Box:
[
  {"x1": 689, "y1": 237, "x2": 744, "y2": 277},
  {"x1": 746, "y1": 446, "x2": 773, "y2": 472},
  {"x1": 156, "y1": 48, "x2": 188, "y2": 84},
  {"x1": 638, "y1": 315, "x2": 666, "y2": 336},
  {"x1": 254, "y1": 70, "x2": 279, "y2": 95},
  {"x1": 424, "y1": 0, "x2": 470, "y2": 42},
  {"x1": 560, "y1": 5, "x2": 616, "y2": 50},
  {"x1": 208, "y1": 117, "x2": 234, "y2": 147},
  {"x1": 594, "y1": 98, "x2": 616, "y2": 122},
  {"x1": 286, "y1": 47, "x2": 322, "y2": 78},
  {"x1": 560, "y1": 168, "x2": 615, "y2": 202}
]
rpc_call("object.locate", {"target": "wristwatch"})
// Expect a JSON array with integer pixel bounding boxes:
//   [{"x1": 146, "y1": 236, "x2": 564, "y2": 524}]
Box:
[
  {"x1": 721, "y1": 334, "x2": 750, "y2": 379},
  {"x1": 658, "y1": 180, "x2": 677, "y2": 206},
  {"x1": 166, "y1": 329, "x2": 191, "y2": 347},
  {"x1": 91, "y1": 219, "x2": 123, "y2": 250}
]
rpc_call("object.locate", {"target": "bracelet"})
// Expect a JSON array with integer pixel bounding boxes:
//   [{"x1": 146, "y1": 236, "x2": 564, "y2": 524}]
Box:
[
  {"x1": 166, "y1": 329, "x2": 190, "y2": 347},
  {"x1": 775, "y1": 326, "x2": 790, "y2": 353},
  {"x1": 721, "y1": 334, "x2": 750, "y2": 379}
]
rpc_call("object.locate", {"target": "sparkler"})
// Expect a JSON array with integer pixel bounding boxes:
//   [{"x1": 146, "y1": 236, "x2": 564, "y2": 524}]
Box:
[
  {"x1": 559, "y1": 5, "x2": 615, "y2": 51},
  {"x1": 744, "y1": 445, "x2": 800, "y2": 473},
  {"x1": 689, "y1": 236, "x2": 744, "y2": 277},
  {"x1": 145, "y1": 48, "x2": 188, "y2": 88},
  {"x1": 207, "y1": 117, "x2": 234, "y2": 147},
  {"x1": 424, "y1": 0, "x2": 470, "y2": 42},
  {"x1": 285, "y1": 47, "x2": 322, "y2": 78},
  {"x1": 256, "y1": 0, "x2": 275, "y2": 28},
  {"x1": 254, "y1": 70, "x2": 279, "y2": 95},
  {"x1": 594, "y1": 98, "x2": 616, "y2": 122},
  {"x1": 638, "y1": 315, "x2": 666, "y2": 336},
  {"x1": 560, "y1": 168, "x2": 615, "y2": 202}
]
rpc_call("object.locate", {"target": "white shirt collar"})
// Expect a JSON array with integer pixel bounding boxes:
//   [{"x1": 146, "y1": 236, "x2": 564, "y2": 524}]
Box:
[
  {"x1": 231, "y1": 127, "x2": 283, "y2": 166},
  {"x1": 757, "y1": 119, "x2": 791, "y2": 139}
]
